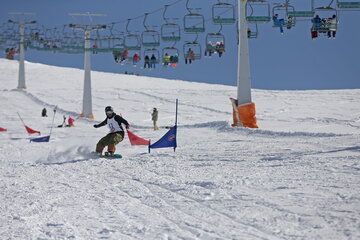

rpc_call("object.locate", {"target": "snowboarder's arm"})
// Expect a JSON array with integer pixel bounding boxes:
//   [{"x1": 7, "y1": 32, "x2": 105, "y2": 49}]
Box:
[
  {"x1": 94, "y1": 119, "x2": 107, "y2": 128},
  {"x1": 115, "y1": 115, "x2": 130, "y2": 129}
]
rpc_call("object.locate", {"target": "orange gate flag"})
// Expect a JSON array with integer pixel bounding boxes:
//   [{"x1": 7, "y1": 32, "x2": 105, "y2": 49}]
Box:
[{"x1": 127, "y1": 130, "x2": 150, "y2": 146}]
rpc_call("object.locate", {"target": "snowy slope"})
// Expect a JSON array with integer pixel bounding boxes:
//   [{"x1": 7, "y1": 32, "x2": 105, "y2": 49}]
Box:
[{"x1": 0, "y1": 59, "x2": 359, "y2": 240}]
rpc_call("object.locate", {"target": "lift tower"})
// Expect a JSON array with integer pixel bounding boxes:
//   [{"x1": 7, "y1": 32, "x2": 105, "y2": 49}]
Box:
[
  {"x1": 231, "y1": 0, "x2": 258, "y2": 128},
  {"x1": 69, "y1": 13, "x2": 106, "y2": 119},
  {"x1": 8, "y1": 12, "x2": 36, "y2": 89}
]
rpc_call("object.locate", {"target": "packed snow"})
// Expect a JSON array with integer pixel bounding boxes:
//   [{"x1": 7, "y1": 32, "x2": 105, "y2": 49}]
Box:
[{"x1": 0, "y1": 59, "x2": 359, "y2": 240}]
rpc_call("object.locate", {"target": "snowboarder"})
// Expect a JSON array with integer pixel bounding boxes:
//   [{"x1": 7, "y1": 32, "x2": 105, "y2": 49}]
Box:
[
  {"x1": 152, "y1": 108, "x2": 159, "y2": 130},
  {"x1": 93, "y1": 106, "x2": 130, "y2": 156}
]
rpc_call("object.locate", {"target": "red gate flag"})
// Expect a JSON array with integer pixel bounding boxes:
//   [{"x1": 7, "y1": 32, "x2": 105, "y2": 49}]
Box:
[
  {"x1": 127, "y1": 130, "x2": 150, "y2": 146},
  {"x1": 0, "y1": 127, "x2": 7, "y2": 132},
  {"x1": 25, "y1": 126, "x2": 41, "y2": 135}
]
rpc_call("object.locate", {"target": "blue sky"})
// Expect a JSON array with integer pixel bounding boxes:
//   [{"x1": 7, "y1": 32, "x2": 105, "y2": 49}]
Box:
[{"x1": 1, "y1": 0, "x2": 360, "y2": 90}]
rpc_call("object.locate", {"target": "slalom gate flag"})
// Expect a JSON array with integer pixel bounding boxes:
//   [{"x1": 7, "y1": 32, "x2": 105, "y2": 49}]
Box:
[
  {"x1": 127, "y1": 130, "x2": 150, "y2": 146},
  {"x1": 25, "y1": 125, "x2": 41, "y2": 135},
  {"x1": 149, "y1": 125, "x2": 177, "y2": 152},
  {"x1": 0, "y1": 127, "x2": 7, "y2": 132},
  {"x1": 30, "y1": 135, "x2": 50, "y2": 143}
]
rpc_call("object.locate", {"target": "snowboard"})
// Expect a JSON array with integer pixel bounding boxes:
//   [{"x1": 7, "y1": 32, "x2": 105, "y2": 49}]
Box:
[
  {"x1": 91, "y1": 152, "x2": 123, "y2": 159},
  {"x1": 100, "y1": 153, "x2": 123, "y2": 159}
]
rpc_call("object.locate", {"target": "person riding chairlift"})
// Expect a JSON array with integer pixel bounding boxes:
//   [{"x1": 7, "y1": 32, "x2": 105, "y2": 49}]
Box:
[
  {"x1": 273, "y1": 14, "x2": 285, "y2": 35},
  {"x1": 132, "y1": 53, "x2": 140, "y2": 65},
  {"x1": 150, "y1": 54, "x2": 157, "y2": 69},
  {"x1": 171, "y1": 54, "x2": 179, "y2": 67},
  {"x1": 144, "y1": 55, "x2": 150, "y2": 68},
  {"x1": 163, "y1": 53, "x2": 171, "y2": 66},
  {"x1": 327, "y1": 15, "x2": 337, "y2": 39},
  {"x1": 216, "y1": 41, "x2": 225, "y2": 58},
  {"x1": 185, "y1": 48, "x2": 195, "y2": 64},
  {"x1": 311, "y1": 15, "x2": 322, "y2": 39}
]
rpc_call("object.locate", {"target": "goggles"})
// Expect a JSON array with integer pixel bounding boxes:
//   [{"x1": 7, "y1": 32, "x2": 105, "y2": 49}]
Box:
[{"x1": 106, "y1": 111, "x2": 113, "y2": 115}]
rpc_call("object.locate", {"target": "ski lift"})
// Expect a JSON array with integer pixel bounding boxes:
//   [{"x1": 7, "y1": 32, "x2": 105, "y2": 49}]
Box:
[
  {"x1": 161, "y1": 5, "x2": 181, "y2": 41},
  {"x1": 112, "y1": 43, "x2": 125, "y2": 63},
  {"x1": 272, "y1": 2, "x2": 296, "y2": 28},
  {"x1": 125, "y1": 19, "x2": 141, "y2": 51},
  {"x1": 142, "y1": 30, "x2": 160, "y2": 47},
  {"x1": 162, "y1": 46, "x2": 180, "y2": 64},
  {"x1": 183, "y1": 41, "x2": 201, "y2": 60},
  {"x1": 287, "y1": 10, "x2": 315, "y2": 18},
  {"x1": 184, "y1": 0, "x2": 205, "y2": 33},
  {"x1": 246, "y1": 0, "x2": 272, "y2": 23},
  {"x1": 287, "y1": 0, "x2": 315, "y2": 18},
  {"x1": 144, "y1": 48, "x2": 160, "y2": 63},
  {"x1": 62, "y1": 36, "x2": 84, "y2": 54},
  {"x1": 124, "y1": 34, "x2": 141, "y2": 51},
  {"x1": 109, "y1": 35, "x2": 124, "y2": 51},
  {"x1": 123, "y1": 49, "x2": 141, "y2": 64},
  {"x1": 212, "y1": 1, "x2": 236, "y2": 24},
  {"x1": 141, "y1": 13, "x2": 160, "y2": 47},
  {"x1": 161, "y1": 23, "x2": 181, "y2": 41},
  {"x1": 205, "y1": 33, "x2": 225, "y2": 52},
  {"x1": 184, "y1": 13, "x2": 205, "y2": 33},
  {"x1": 337, "y1": 0, "x2": 360, "y2": 8},
  {"x1": 247, "y1": 23, "x2": 259, "y2": 39},
  {"x1": 312, "y1": 6, "x2": 338, "y2": 33}
]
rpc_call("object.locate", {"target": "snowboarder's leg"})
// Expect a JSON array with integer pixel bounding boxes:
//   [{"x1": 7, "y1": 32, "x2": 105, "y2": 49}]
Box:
[
  {"x1": 106, "y1": 133, "x2": 124, "y2": 153},
  {"x1": 96, "y1": 135, "x2": 110, "y2": 154},
  {"x1": 96, "y1": 143, "x2": 105, "y2": 153},
  {"x1": 108, "y1": 144, "x2": 116, "y2": 153},
  {"x1": 153, "y1": 121, "x2": 159, "y2": 130}
]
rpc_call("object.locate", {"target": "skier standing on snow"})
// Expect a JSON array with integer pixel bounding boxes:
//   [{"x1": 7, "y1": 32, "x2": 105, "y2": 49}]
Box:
[
  {"x1": 41, "y1": 108, "x2": 47, "y2": 117},
  {"x1": 93, "y1": 106, "x2": 130, "y2": 156},
  {"x1": 152, "y1": 108, "x2": 159, "y2": 130}
]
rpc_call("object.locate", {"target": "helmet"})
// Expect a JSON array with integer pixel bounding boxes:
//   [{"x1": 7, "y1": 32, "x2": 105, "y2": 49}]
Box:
[{"x1": 105, "y1": 106, "x2": 113, "y2": 113}]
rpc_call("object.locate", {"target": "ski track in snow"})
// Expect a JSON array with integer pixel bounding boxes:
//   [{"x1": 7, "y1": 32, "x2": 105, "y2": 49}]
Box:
[{"x1": 0, "y1": 60, "x2": 359, "y2": 239}]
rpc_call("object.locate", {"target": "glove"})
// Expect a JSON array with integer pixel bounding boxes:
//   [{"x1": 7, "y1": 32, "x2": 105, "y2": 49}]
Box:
[
  {"x1": 93, "y1": 124, "x2": 98, "y2": 128},
  {"x1": 126, "y1": 125, "x2": 130, "y2": 130}
]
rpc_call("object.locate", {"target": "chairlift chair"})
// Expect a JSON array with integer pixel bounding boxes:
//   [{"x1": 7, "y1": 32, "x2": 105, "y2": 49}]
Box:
[
  {"x1": 183, "y1": 41, "x2": 201, "y2": 60},
  {"x1": 212, "y1": 2, "x2": 236, "y2": 24},
  {"x1": 161, "y1": 23, "x2": 181, "y2": 41},
  {"x1": 247, "y1": 23, "x2": 259, "y2": 39},
  {"x1": 272, "y1": 3, "x2": 296, "y2": 28},
  {"x1": 205, "y1": 33, "x2": 225, "y2": 52},
  {"x1": 162, "y1": 46, "x2": 180, "y2": 64},
  {"x1": 144, "y1": 48, "x2": 160, "y2": 63},
  {"x1": 141, "y1": 30, "x2": 160, "y2": 47},
  {"x1": 112, "y1": 43, "x2": 125, "y2": 63},
  {"x1": 246, "y1": 0, "x2": 272, "y2": 23},
  {"x1": 184, "y1": 13, "x2": 205, "y2": 33},
  {"x1": 337, "y1": 0, "x2": 360, "y2": 8},
  {"x1": 124, "y1": 33, "x2": 141, "y2": 51},
  {"x1": 313, "y1": 6, "x2": 338, "y2": 33}
]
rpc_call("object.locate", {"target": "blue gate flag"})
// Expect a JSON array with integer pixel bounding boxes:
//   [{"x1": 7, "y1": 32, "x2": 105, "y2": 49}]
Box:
[
  {"x1": 30, "y1": 135, "x2": 50, "y2": 143},
  {"x1": 149, "y1": 126, "x2": 177, "y2": 152}
]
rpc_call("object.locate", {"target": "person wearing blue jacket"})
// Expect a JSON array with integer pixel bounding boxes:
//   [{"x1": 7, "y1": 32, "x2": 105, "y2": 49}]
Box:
[{"x1": 273, "y1": 14, "x2": 285, "y2": 35}]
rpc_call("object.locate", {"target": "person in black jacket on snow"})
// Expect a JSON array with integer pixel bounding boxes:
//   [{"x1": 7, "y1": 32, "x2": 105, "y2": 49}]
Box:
[{"x1": 93, "y1": 106, "x2": 130, "y2": 156}]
